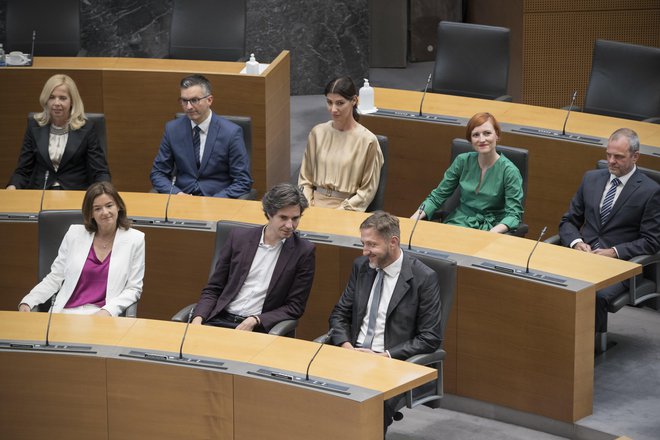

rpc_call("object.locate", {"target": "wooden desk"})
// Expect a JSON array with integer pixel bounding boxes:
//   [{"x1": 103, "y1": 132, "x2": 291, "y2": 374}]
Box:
[
  {"x1": 361, "y1": 88, "x2": 660, "y2": 236},
  {"x1": 0, "y1": 54, "x2": 291, "y2": 196},
  {"x1": 0, "y1": 190, "x2": 642, "y2": 423},
  {"x1": 0, "y1": 311, "x2": 433, "y2": 440}
]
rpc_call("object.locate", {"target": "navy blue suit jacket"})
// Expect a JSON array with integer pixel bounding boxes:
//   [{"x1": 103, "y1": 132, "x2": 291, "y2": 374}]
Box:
[
  {"x1": 8, "y1": 118, "x2": 110, "y2": 189},
  {"x1": 559, "y1": 168, "x2": 660, "y2": 260},
  {"x1": 150, "y1": 113, "x2": 253, "y2": 198},
  {"x1": 195, "y1": 226, "x2": 316, "y2": 332}
]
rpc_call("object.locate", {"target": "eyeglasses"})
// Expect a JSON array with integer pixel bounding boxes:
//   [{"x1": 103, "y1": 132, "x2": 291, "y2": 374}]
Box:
[{"x1": 179, "y1": 95, "x2": 210, "y2": 106}]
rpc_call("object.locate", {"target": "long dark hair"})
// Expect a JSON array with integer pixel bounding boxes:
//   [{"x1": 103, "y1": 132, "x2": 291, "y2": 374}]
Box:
[{"x1": 324, "y1": 76, "x2": 359, "y2": 122}]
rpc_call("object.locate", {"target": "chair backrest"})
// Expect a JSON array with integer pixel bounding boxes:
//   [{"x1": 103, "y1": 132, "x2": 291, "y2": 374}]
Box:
[
  {"x1": 208, "y1": 220, "x2": 258, "y2": 280},
  {"x1": 38, "y1": 210, "x2": 84, "y2": 283},
  {"x1": 584, "y1": 40, "x2": 660, "y2": 121},
  {"x1": 170, "y1": 0, "x2": 246, "y2": 61},
  {"x1": 597, "y1": 160, "x2": 660, "y2": 185},
  {"x1": 28, "y1": 112, "x2": 108, "y2": 155},
  {"x1": 432, "y1": 21, "x2": 510, "y2": 100},
  {"x1": 366, "y1": 134, "x2": 388, "y2": 212},
  {"x1": 440, "y1": 139, "x2": 529, "y2": 216},
  {"x1": 175, "y1": 113, "x2": 252, "y2": 161},
  {"x1": 405, "y1": 252, "x2": 457, "y2": 345},
  {"x1": 7, "y1": 0, "x2": 81, "y2": 56}
]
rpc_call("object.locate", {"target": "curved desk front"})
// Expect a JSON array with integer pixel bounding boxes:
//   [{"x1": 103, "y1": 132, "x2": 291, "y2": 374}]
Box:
[
  {"x1": 0, "y1": 189, "x2": 641, "y2": 423},
  {"x1": 0, "y1": 311, "x2": 433, "y2": 439}
]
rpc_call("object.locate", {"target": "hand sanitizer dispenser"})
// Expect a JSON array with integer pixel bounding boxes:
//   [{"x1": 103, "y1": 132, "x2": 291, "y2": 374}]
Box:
[
  {"x1": 246, "y1": 53, "x2": 260, "y2": 75},
  {"x1": 358, "y1": 79, "x2": 376, "y2": 114}
]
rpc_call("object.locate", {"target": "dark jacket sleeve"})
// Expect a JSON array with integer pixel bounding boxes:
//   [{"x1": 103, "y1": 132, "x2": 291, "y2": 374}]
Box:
[
  {"x1": 329, "y1": 260, "x2": 362, "y2": 346},
  {"x1": 7, "y1": 123, "x2": 38, "y2": 188}
]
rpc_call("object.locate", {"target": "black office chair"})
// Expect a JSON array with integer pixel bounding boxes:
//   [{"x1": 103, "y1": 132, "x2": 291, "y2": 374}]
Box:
[
  {"x1": 546, "y1": 161, "x2": 660, "y2": 352},
  {"x1": 314, "y1": 253, "x2": 457, "y2": 416},
  {"x1": 28, "y1": 112, "x2": 108, "y2": 156},
  {"x1": 173, "y1": 113, "x2": 256, "y2": 200},
  {"x1": 431, "y1": 138, "x2": 529, "y2": 237},
  {"x1": 34, "y1": 210, "x2": 138, "y2": 317},
  {"x1": 169, "y1": 0, "x2": 246, "y2": 61},
  {"x1": 582, "y1": 40, "x2": 660, "y2": 123},
  {"x1": 7, "y1": 0, "x2": 82, "y2": 56},
  {"x1": 431, "y1": 21, "x2": 511, "y2": 101},
  {"x1": 171, "y1": 220, "x2": 299, "y2": 337},
  {"x1": 366, "y1": 135, "x2": 388, "y2": 212}
]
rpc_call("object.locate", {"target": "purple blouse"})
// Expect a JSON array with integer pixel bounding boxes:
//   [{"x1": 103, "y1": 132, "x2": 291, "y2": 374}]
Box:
[{"x1": 64, "y1": 245, "x2": 111, "y2": 309}]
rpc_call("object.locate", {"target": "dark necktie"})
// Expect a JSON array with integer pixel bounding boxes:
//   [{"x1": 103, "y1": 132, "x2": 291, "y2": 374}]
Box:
[
  {"x1": 362, "y1": 269, "x2": 384, "y2": 349},
  {"x1": 192, "y1": 125, "x2": 201, "y2": 168},
  {"x1": 600, "y1": 178, "x2": 621, "y2": 225}
]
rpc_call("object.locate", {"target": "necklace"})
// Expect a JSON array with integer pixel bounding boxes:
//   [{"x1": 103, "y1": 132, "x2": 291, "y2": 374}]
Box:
[
  {"x1": 95, "y1": 233, "x2": 116, "y2": 250},
  {"x1": 50, "y1": 124, "x2": 69, "y2": 136}
]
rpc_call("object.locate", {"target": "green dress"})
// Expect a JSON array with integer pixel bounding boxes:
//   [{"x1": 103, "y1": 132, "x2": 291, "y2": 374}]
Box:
[{"x1": 422, "y1": 152, "x2": 524, "y2": 231}]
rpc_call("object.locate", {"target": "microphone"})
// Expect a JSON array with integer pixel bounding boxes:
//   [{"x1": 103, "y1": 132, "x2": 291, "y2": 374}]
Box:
[
  {"x1": 30, "y1": 30, "x2": 36, "y2": 64},
  {"x1": 408, "y1": 203, "x2": 425, "y2": 250},
  {"x1": 525, "y1": 226, "x2": 547, "y2": 274},
  {"x1": 561, "y1": 90, "x2": 577, "y2": 136},
  {"x1": 306, "y1": 328, "x2": 334, "y2": 381},
  {"x1": 178, "y1": 306, "x2": 195, "y2": 360},
  {"x1": 164, "y1": 176, "x2": 176, "y2": 223},
  {"x1": 418, "y1": 73, "x2": 432, "y2": 117},
  {"x1": 39, "y1": 170, "x2": 49, "y2": 212},
  {"x1": 44, "y1": 292, "x2": 58, "y2": 347}
]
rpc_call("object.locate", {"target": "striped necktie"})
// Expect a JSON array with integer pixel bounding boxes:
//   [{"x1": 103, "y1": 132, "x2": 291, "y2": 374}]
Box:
[
  {"x1": 192, "y1": 125, "x2": 201, "y2": 168},
  {"x1": 600, "y1": 178, "x2": 621, "y2": 225}
]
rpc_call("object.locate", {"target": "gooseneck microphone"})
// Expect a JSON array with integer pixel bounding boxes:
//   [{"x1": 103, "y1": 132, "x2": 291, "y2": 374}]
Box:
[
  {"x1": 408, "y1": 203, "x2": 425, "y2": 250},
  {"x1": 164, "y1": 176, "x2": 177, "y2": 223},
  {"x1": 306, "y1": 328, "x2": 334, "y2": 381},
  {"x1": 178, "y1": 306, "x2": 195, "y2": 360},
  {"x1": 418, "y1": 73, "x2": 432, "y2": 117},
  {"x1": 30, "y1": 30, "x2": 36, "y2": 63},
  {"x1": 562, "y1": 91, "x2": 578, "y2": 136},
  {"x1": 39, "y1": 170, "x2": 49, "y2": 212},
  {"x1": 525, "y1": 226, "x2": 547, "y2": 273},
  {"x1": 44, "y1": 292, "x2": 58, "y2": 347}
]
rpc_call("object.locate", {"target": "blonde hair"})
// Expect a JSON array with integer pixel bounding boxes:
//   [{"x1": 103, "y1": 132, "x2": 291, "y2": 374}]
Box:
[{"x1": 34, "y1": 74, "x2": 87, "y2": 130}]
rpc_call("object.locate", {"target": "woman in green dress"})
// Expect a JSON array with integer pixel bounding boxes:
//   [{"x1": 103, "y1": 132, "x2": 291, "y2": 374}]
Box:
[{"x1": 410, "y1": 112, "x2": 523, "y2": 233}]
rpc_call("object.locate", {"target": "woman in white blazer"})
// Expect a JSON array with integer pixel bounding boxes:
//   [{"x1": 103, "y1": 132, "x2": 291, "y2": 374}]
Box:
[{"x1": 18, "y1": 182, "x2": 145, "y2": 316}]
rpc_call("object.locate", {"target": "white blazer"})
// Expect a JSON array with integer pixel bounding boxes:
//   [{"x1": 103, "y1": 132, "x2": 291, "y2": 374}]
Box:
[{"x1": 20, "y1": 225, "x2": 145, "y2": 316}]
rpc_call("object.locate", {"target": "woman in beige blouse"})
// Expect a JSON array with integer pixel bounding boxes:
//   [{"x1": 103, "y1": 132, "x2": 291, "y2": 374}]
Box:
[{"x1": 298, "y1": 76, "x2": 383, "y2": 211}]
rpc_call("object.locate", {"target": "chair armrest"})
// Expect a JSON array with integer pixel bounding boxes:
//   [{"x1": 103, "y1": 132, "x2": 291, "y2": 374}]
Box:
[
  {"x1": 407, "y1": 349, "x2": 445, "y2": 366},
  {"x1": 238, "y1": 189, "x2": 258, "y2": 200},
  {"x1": 494, "y1": 95, "x2": 513, "y2": 102},
  {"x1": 269, "y1": 319, "x2": 298, "y2": 336},
  {"x1": 171, "y1": 303, "x2": 197, "y2": 322},
  {"x1": 122, "y1": 301, "x2": 138, "y2": 318},
  {"x1": 507, "y1": 223, "x2": 528, "y2": 237},
  {"x1": 313, "y1": 333, "x2": 328, "y2": 343},
  {"x1": 544, "y1": 234, "x2": 561, "y2": 245},
  {"x1": 642, "y1": 116, "x2": 660, "y2": 124},
  {"x1": 630, "y1": 253, "x2": 660, "y2": 266}
]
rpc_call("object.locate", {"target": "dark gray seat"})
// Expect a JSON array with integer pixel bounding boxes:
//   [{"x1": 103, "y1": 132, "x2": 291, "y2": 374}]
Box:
[
  {"x1": 431, "y1": 21, "x2": 511, "y2": 101},
  {"x1": 366, "y1": 134, "x2": 388, "y2": 212},
  {"x1": 34, "y1": 210, "x2": 138, "y2": 317},
  {"x1": 583, "y1": 40, "x2": 660, "y2": 123},
  {"x1": 172, "y1": 113, "x2": 256, "y2": 200},
  {"x1": 431, "y1": 138, "x2": 529, "y2": 237},
  {"x1": 171, "y1": 220, "x2": 298, "y2": 337},
  {"x1": 7, "y1": 0, "x2": 82, "y2": 56},
  {"x1": 169, "y1": 0, "x2": 246, "y2": 61},
  {"x1": 546, "y1": 161, "x2": 660, "y2": 352}
]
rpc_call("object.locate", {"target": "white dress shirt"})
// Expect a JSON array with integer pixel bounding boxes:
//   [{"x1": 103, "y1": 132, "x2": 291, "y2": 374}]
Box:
[
  {"x1": 225, "y1": 227, "x2": 284, "y2": 317},
  {"x1": 356, "y1": 251, "x2": 403, "y2": 353}
]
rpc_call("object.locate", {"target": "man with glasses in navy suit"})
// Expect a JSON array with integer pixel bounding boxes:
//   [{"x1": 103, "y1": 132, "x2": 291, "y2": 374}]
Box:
[{"x1": 150, "y1": 74, "x2": 253, "y2": 198}]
